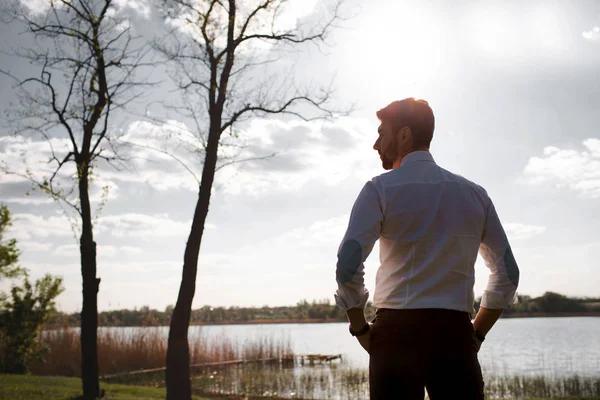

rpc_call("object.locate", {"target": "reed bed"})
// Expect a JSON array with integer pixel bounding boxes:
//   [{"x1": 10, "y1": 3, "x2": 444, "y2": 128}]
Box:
[
  {"x1": 30, "y1": 327, "x2": 292, "y2": 380},
  {"x1": 191, "y1": 365, "x2": 600, "y2": 399}
]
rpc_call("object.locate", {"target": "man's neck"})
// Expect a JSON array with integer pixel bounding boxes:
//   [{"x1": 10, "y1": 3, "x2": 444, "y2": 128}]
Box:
[{"x1": 393, "y1": 148, "x2": 430, "y2": 169}]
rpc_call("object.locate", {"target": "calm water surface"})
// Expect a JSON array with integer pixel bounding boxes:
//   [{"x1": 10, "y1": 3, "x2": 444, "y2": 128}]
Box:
[{"x1": 111, "y1": 317, "x2": 600, "y2": 377}]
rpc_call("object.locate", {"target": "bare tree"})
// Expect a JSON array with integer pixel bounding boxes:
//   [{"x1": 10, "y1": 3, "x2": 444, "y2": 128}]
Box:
[
  {"x1": 157, "y1": 1, "x2": 346, "y2": 398},
  {"x1": 1, "y1": 1, "x2": 150, "y2": 398}
]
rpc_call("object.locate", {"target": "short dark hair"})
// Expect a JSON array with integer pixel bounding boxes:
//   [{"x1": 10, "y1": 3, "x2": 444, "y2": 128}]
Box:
[{"x1": 376, "y1": 98, "x2": 435, "y2": 149}]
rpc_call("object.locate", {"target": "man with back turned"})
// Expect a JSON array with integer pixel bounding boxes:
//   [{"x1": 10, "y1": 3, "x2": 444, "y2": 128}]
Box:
[{"x1": 334, "y1": 98, "x2": 519, "y2": 399}]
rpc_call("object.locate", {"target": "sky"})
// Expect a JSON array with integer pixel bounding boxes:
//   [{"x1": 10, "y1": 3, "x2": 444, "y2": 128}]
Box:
[{"x1": 0, "y1": 0, "x2": 599, "y2": 313}]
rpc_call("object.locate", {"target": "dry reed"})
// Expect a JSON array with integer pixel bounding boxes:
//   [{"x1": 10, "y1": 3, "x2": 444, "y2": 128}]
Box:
[{"x1": 30, "y1": 327, "x2": 292, "y2": 379}]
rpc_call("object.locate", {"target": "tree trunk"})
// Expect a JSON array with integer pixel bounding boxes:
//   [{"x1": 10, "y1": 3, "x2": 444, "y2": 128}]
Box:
[
  {"x1": 166, "y1": 126, "x2": 221, "y2": 400},
  {"x1": 79, "y1": 166, "x2": 101, "y2": 400}
]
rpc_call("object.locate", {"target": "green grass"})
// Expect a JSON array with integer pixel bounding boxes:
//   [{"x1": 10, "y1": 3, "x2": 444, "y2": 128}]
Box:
[
  {"x1": 1, "y1": 374, "x2": 598, "y2": 400},
  {"x1": 0, "y1": 374, "x2": 209, "y2": 400}
]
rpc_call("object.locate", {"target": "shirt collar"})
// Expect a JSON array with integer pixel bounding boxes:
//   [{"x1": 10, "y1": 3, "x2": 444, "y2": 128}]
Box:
[{"x1": 400, "y1": 150, "x2": 436, "y2": 167}]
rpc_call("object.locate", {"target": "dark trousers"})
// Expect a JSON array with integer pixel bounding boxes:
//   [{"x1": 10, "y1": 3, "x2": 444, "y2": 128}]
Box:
[{"x1": 369, "y1": 308, "x2": 485, "y2": 400}]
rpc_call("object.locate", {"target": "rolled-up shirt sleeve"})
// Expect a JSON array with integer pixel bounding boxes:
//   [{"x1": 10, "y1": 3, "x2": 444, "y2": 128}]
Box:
[
  {"x1": 334, "y1": 181, "x2": 383, "y2": 310},
  {"x1": 478, "y1": 198, "x2": 520, "y2": 309}
]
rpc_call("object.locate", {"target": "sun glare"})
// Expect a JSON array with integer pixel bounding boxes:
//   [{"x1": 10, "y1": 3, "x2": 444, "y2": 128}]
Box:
[{"x1": 343, "y1": 4, "x2": 445, "y2": 100}]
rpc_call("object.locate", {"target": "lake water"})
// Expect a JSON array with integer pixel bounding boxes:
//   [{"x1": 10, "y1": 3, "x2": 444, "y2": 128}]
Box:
[
  {"x1": 108, "y1": 317, "x2": 600, "y2": 378},
  {"x1": 197, "y1": 317, "x2": 600, "y2": 377}
]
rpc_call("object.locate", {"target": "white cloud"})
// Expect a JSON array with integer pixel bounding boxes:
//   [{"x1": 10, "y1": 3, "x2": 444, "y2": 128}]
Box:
[
  {"x1": 582, "y1": 26, "x2": 600, "y2": 42},
  {"x1": 0, "y1": 135, "x2": 72, "y2": 184},
  {"x1": 91, "y1": 116, "x2": 382, "y2": 197},
  {"x1": 520, "y1": 138, "x2": 600, "y2": 198},
  {"x1": 98, "y1": 245, "x2": 118, "y2": 257},
  {"x1": 19, "y1": 0, "x2": 146, "y2": 22},
  {"x1": 18, "y1": 241, "x2": 52, "y2": 252},
  {"x1": 504, "y1": 223, "x2": 546, "y2": 241},
  {"x1": 96, "y1": 213, "x2": 191, "y2": 239},
  {"x1": 189, "y1": 214, "x2": 379, "y2": 308},
  {"x1": 0, "y1": 135, "x2": 119, "y2": 204},
  {"x1": 8, "y1": 213, "x2": 75, "y2": 241},
  {"x1": 103, "y1": 120, "x2": 202, "y2": 192},
  {"x1": 121, "y1": 246, "x2": 143, "y2": 255},
  {"x1": 217, "y1": 117, "x2": 381, "y2": 196},
  {"x1": 0, "y1": 120, "x2": 198, "y2": 198},
  {"x1": 19, "y1": 0, "x2": 52, "y2": 14},
  {"x1": 23, "y1": 261, "x2": 79, "y2": 277},
  {"x1": 54, "y1": 244, "x2": 118, "y2": 257},
  {"x1": 474, "y1": 241, "x2": 600, "y2": 300},
  {"x1": 0, "y1": 196, "x2": 53, "y2": 205},
  {"x1": 110, "y1": 0, "x2": 151, "y2": 19},
  {"x1": 2, "y1": 116, "x2": 382, "y2": 199},
  {"x1": 275, "y1": 215, "x2": 349, "y2": 248},
  {"x1": 102, "y1": 260, "x2": 181, "y2": 274},
  {"x1": 54, "y1": 244, "x2": 79, "y2": 257}
]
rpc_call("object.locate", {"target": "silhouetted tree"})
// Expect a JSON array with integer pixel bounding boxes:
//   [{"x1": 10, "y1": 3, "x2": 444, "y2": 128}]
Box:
[
  {"x1": 1, "y1": 1, "x2": 150, "y2": 397},
  {"x1": 156, "y1": 1, "x2": 346, "y2": 398}
]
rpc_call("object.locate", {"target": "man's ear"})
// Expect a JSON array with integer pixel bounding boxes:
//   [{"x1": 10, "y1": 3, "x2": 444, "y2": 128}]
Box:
[{"x1": 399, "y1": 126, "x2": 411, "y2": 141}]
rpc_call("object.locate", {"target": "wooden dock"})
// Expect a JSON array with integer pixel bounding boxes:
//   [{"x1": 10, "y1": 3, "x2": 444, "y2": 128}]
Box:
[
  {"x1": 293, "y1": 354, "x2": 343, "y2": 366},
  {"x1": 100, "y1": 354, "x2": 342, "y2": 380}
]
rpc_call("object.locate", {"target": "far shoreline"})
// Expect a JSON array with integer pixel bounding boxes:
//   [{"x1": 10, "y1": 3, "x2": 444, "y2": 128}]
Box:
[
  {"x1": 43, "y1": 312, "x2": 600, "y2": 330},
  {"x1": 90, "y1": 312, "x2": 600, "y2": 328},
  {"x1": 185, "y1": 312, "x2": 600, "y2": 326}
]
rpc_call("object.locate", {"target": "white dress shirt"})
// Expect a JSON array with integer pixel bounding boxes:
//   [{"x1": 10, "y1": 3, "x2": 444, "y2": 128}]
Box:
[{"x1": 334, "y1": 151, "x2": 519, "y2": 314}]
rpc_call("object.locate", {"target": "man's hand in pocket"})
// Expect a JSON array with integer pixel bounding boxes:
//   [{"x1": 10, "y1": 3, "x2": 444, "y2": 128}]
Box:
[{"x1": 356, "y1": 326, "x2": 371, "y2": 354}]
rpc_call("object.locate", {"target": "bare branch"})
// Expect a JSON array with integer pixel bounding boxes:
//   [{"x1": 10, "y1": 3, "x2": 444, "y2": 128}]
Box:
[
  {"x1": 48, "y1": 151, "x2": 75, "y2": 186},
  {"x1": 233, "y1": 0, "x2": 344, "y2": 50},
  {"x1": 215, "y1": 152, "x2": 276, "y2": 172},
  {"x1": 116, "y1": 139, "x2": 201, "y2": 185},
  {"x1": 202, "y1": 0, "x2": 220, "y2": 108},
  {"x1": 18, "y1": 60, "x2": 81, "y2": 155},
  {"x1": 215, "y1": 0, "x2": 237, "y2": 109},
  {"x1": 221, "y1": 92, "x2": 336, "y2": 134}
]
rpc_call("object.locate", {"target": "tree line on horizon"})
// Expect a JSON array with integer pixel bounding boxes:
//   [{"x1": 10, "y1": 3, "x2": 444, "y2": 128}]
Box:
[{"x1": 45, "y1": 292, "x2": 600, "y2": 327}]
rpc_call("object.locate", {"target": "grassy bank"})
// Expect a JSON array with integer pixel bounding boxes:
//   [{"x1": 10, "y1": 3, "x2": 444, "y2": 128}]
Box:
[{"x1": 0, "y1": 374, "x2": 208, "y2": 400}]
